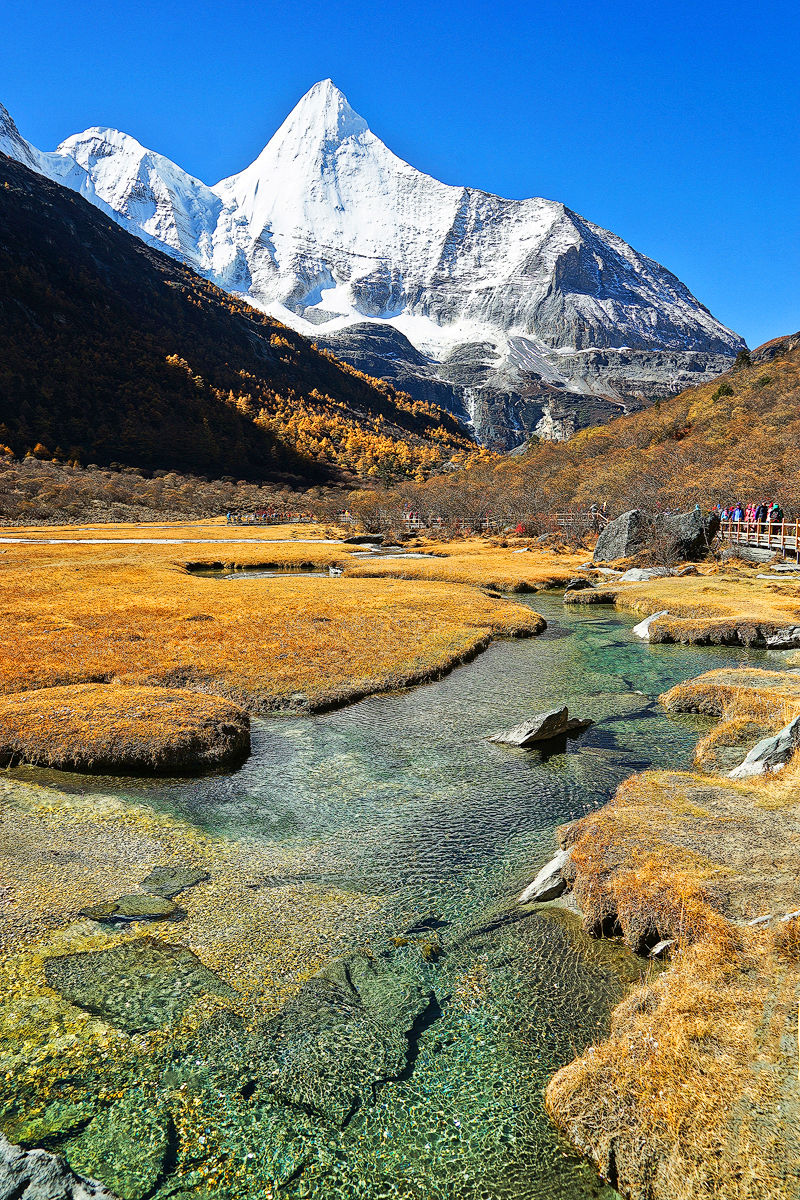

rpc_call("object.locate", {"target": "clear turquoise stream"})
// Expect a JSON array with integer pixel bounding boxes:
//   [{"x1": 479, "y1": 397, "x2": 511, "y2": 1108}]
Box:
[{"x1": 16, "y1": 596, "x2": 768, "y2": 1200}]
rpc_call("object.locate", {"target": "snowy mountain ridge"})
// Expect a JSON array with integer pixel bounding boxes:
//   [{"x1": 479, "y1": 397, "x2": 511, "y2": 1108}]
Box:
[{"x1": 0, "y1": 84, "x2": 744, "y2": 447}]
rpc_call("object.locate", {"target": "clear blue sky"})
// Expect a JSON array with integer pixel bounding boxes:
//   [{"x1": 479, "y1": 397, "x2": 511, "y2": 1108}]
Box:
[{"x1": 2, "y1": 0, "x2": 797, "y2": 347}]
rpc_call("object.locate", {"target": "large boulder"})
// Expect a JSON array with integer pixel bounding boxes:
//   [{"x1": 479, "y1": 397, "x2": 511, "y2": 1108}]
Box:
[
  {"x1": 594, "y1": 509, "x2": 719, "y2": 564},
  {"x1": 593, "y1": 510, "x2": 651, "y2": 562},
  {"x1": 729, "y1": 715, "x2": 800, "y2": 779},
  {"x1": 653, "y1": 510, "x2": 720, "y2": 560}
]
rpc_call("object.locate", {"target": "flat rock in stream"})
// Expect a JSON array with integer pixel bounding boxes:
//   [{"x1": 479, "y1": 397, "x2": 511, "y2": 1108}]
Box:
[{"x1": 488, "y1": 708, "x2": 592, "y2": 747}]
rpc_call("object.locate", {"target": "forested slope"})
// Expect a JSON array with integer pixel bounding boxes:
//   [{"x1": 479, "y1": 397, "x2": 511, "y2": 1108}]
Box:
[
  {"x1": 0, "y1": 154, "x2": 476, "y2": 484},
  {"x1": 399, "y1": 335, "x2": 800, "y2": 517}
]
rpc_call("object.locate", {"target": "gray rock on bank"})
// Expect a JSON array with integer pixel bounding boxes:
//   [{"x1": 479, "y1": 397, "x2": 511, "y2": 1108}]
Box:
[
  {"x1": 632, "y1": 610, "x2": 669, "y2": 640},
  {"x1": 593, "y1": 509, "x2": 651, "y2": 562},
  {"x1": 765, "y1": 626, "x2": 800, "y2": 650},
  {"x1": 593, "y1": 508, "x2": 719, "y2": 563},
  {"x1": 0, "y1": 1133, "x2": 116, "y2": 1200},
  {"x1": 729, "y1": 714, "x2": 800, "y2": 779},
  {"x1": 518, "y1": 848, "x2": 571, "y2": 904},
  {"x1": 488, "y1": 707, "x2": 593, "y2": 747}
]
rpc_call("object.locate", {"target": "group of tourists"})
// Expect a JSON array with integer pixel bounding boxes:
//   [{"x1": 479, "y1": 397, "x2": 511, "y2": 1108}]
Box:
[
  {"x1": 225, "y1": 510, "x2": 315, "y2": 525},
  {"x1": 717, "y1": 501, "x2": 786, "y2": 525}
]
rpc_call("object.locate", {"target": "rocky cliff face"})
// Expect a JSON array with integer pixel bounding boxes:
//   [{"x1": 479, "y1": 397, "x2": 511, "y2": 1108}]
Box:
[{"x1": 1, "y1": 83, "x2": 745, "y2": 448}]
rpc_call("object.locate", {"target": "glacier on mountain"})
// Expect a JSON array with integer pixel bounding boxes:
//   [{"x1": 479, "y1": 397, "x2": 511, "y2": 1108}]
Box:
[{"x1": 0, "y1": 83, "x2": 744, "y2": 447}]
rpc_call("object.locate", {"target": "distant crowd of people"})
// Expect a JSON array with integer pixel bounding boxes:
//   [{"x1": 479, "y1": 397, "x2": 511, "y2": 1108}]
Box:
[
  {"x1": 225, "y1": 510, "x2": 316, "y2": 525},
  {"x1": 715, "y1": 501, "x2": 785, "y2": 525}
]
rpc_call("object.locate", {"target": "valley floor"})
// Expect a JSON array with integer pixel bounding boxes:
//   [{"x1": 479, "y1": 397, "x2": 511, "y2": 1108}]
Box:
[{"x1": 3, "y1": 523, "x2": 800, "y2": 1198}]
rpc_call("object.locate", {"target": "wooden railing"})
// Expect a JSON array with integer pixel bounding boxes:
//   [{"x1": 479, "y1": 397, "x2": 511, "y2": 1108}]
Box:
[
  {"x1": 720, "y1": 519, "x2": 800, "y2": 558},
  {"x1": 553, "y1": 510, "x2": 610, "y2": 530}
]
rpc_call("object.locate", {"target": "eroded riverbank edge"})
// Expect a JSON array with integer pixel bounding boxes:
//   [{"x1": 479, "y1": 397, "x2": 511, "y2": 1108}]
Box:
[{"x1": 539, "y1": 578, "x2": 800, "y2": 1200}]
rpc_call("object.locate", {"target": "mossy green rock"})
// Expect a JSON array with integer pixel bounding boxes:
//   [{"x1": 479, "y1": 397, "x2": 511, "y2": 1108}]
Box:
[
  {"x1": 80, "y1": 893, "x2": 177, "y2": 922},
  {"x1": 64, "y1": 1095, "x2": 170, "y2": 1200}
]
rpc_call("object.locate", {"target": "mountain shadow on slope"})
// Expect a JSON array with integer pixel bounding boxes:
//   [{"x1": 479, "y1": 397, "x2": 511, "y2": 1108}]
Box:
[{"x1": 0, "y1": 154, "x2": 472, "y2": 482}]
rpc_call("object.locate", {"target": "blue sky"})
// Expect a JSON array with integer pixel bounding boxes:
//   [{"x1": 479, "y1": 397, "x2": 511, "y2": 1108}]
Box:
[{"x1": 2, "y1": 0, "x2": 797, "y2": 347}]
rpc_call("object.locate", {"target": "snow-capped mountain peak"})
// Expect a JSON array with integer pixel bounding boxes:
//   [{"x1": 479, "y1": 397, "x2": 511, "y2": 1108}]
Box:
[{"x1": 0, "y1": 83, "x2": 745, "y2": 447}]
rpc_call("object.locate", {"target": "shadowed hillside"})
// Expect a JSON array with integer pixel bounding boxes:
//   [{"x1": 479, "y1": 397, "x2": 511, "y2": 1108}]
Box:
[{"x1": 0, "y1": 154, "x2": 477, "y2": 484}]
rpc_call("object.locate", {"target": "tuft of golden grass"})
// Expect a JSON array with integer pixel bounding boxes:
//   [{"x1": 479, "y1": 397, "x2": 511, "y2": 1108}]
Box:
[
  {"x1": 546, "y1": 930, "x2": 800, "y2": 1200},
  {"x1": 0, "y1": 683, "x2": 249, "y2": 773}
]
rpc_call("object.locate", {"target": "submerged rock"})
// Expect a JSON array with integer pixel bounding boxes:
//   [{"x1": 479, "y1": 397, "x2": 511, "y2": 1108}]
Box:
[
  {"x1": 518, "y1": 849, "x2": 571, "y2": 904},
  {"x1": 488, "y1": 708, "x2": 592, "y2": 747},
  {"x1": 140, "y1": 865, "x2": 210, "y2": 898},
  {"x1": 0, "y1": 1133, "x2": 116, "y2": 1200},
  {"x1": 43, "y1": 937, "x2": 236, "y2": 1033},
  {"x1": 79, "y1": 894, "x2": 177, "y2": 924},
  {"x1": 191, "y1": 950, "x2": 439, "y2": 1129},
  {"x1": 63, "y1": 1101, "x2": 170, "y2": 1200},
  {"x1": 728, "y1": 715, "x2": 800, "y2": 779}
]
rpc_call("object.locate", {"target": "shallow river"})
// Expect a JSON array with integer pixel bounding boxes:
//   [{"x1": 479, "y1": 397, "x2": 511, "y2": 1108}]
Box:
[{"x1": 12, "y1": 596, "x2": 767, "y2": 1200}]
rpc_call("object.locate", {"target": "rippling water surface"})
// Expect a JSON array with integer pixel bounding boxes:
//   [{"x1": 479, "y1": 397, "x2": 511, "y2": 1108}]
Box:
[{"x1": 20, "y1": 596, "x2": 767, "y2": 1199}]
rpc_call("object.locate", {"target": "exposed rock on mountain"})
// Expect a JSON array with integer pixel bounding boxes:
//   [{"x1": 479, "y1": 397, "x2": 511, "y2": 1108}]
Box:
[{"x1": 1, "y1": 84, "x2": 744, "y2": 448}]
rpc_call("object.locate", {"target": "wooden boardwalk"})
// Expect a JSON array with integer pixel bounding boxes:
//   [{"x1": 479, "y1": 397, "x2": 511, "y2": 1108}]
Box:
[{"x1": 720, "y1": 519, "x2": 800, "y2": 560}]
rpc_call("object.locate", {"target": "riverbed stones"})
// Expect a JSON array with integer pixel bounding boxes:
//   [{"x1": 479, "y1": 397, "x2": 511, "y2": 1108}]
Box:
[
  {"x1": 518, "y1": 849, "x2": 571, "y2": 904},
  {"x1": 728, "y1": 714, "x2": 800, "y2": 779},
  {"x1": 0, "y1": 1133, "x2": 116, "y2": 1200},
  {"x1": 43, "y1": 938, "x2": 236, "y2": 1033}
]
